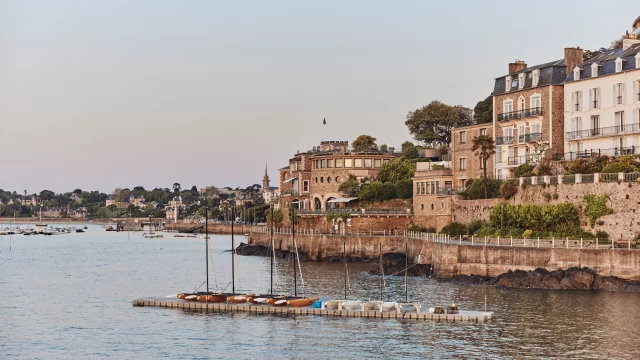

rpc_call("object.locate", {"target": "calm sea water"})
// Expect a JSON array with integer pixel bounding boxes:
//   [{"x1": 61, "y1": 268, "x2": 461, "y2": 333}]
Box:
[{"x1": 1, "y1": 225, "x2": 640, "y2": 359}]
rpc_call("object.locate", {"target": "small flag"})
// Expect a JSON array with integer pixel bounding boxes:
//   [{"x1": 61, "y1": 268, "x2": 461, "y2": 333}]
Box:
[{"x1": 323, "y1": 118, "x2": 326, "y2": 125}]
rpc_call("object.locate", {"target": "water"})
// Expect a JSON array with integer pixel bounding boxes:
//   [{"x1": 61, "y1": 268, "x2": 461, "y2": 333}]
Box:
[{"x1": 1, "y1": 226, "x2": 640, "y2": 359}]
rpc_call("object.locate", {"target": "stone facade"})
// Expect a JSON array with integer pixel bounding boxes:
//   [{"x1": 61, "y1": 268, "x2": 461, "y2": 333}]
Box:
[{"x1": 451, "y1": 123, "x2": 494, "y2": 187}]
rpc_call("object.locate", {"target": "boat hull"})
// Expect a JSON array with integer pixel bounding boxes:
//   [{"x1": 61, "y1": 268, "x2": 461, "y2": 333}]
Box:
[{"x1": 288, "y1": 297, "x2": 320, "y2": 307}]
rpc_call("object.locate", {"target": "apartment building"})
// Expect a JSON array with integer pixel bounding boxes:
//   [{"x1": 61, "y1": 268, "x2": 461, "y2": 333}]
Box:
[
  {"x1": 562, "y1": 34, "x2": 640, "y2": 159},
  {"x1": 492, "y1": 49, "x2": 581, "y2": 179},
  {"x1": 450, "y1": 123, "x2": 494, "y2": 188}
]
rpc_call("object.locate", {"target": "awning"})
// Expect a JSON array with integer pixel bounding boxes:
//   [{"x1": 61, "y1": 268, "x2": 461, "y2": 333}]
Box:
[
  {"x1": 327, "y1": 197, "x2": 359, "y2": 203},
  {"x1": 282, "y1": 178, "x2": 297, "y2": 183}
]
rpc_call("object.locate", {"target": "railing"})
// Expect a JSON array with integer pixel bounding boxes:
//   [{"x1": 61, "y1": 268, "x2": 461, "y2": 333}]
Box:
[
  {"x1": 435, "y1": 187, "x2": 465, "y2": 196},
  {"x1": 281, "y1": 190, "x2": 299, "y2": 196},
  {"x1": 601, "y1": 173, "x2": 618, "y2": 183},
  {"x1": 496, "y1": 136, "x2": 514, "y2": 145},
  {"x1": 297, "y1": 208, "x2": 410, "y2": 215},
  {"x1": 508, "y1": 154, "x2": 542, "y2": 166},
  {"x1": 518, "y1": 132, "x2": 542, "y2": 143},
  {"x1": 520, "y1": 172, "x2": 640, "y2": 186},
  {"x1": 563, "y1": 174, "x2": 576, "y2": 184},
  {"x1": 624, "y1": 173, "x2": 640, "y2": 182},
  {"x1": 582, "y1": 174, "x2": 594, "y2": 183},
  {"x1": 497, "y1": 107, "x2": 542, "y2": 121},
  {"x1": 553, "y1": 146, "x2": 638, "y2": 160},
  {"x1": 549, "y1": 176, "x2": 558, "y2": 184},
  {"x1": 249, "y1": 227, "x2": 639, "y2": 250},
  {"x1": 566, "y1": 124, "x2": 640, "y2": 141}
]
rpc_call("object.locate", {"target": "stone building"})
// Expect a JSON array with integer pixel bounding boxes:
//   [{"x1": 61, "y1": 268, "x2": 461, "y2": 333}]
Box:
[
  {"x1": 261, "y1": 165, "x2": 280, "y2": 204},
  {"x1": 492, "y1": 49, "x2": 580, "y2": 179},
  {"x1": 165, "y1": 196, "x2": 184, "y2": 221},
  {"x1": 278, "y1": 140, "x2": 397, "y2": 211},
  {"x1": 561, "y1": 23, "x2": 640, "y2": 158},
  {"x1": 450, "y1": 123, "x2": 494, "y2": 188}
]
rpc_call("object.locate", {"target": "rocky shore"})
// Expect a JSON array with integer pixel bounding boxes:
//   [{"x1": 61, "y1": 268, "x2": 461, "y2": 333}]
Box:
[{"x1": 450, "y1": 267, "x2": 640, "y2": 292}]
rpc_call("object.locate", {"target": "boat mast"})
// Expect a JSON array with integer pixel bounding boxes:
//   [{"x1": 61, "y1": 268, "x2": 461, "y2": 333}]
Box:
[
  {"x1": 205, "y1": 206, "x2": 209, "y2": 293},
  {"x1": 343, "y1": 239, "x2": 347, "y2": 299},
  {"x1": 231, "y1": 206, "x2": 235, "y2": 294},
  {"x1": 270, "y1": 204, "x2": 274, "y2": 295},
  {"x1": 379, "y1": 239, "x2": 383, "y2": 301},
  {"x1": 405, "y1": 239, "x2": 408, "y2": 303},
  {"x1": 292, "y1": 204, "x2": 296, "y2": 297}
]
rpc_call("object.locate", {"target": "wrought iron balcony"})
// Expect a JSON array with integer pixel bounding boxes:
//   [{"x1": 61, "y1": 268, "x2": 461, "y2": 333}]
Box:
[
  {"x1": 518, "y1": 132, "x2": 542, "y2": 143},
  {"x1": 496, "y1": 136, "x2": 514, "y2": 145},
  {"x1": 497, "y1": 107, "x2": 542, "y2": 121},
  {"x1": 565, "y1": 124, "x2": 640, "y2": 141},
  {"x1": 507, "y1": 154, "x2": 542, "y2": 166}
]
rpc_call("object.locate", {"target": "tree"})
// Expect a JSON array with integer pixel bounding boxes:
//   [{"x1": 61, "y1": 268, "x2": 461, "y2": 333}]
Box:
[
  {"x1": 471, "y1": 135, "x2": 496, "y2": 199},
  {"x1": 352, "y1": 135, "x2": 378, "y2": 152},
  {"x1": 172, "y1": 183, "x2": 181, "y2": 193},
  {"x1": 190, "y1": 185, "x2": 198, "y2": 193},
  {"x1": 380, "y1": 144, "x2": 388, "y2": 153},
  {"x1": 338, "y1": 174, "x2": 360, "y2": 197},
  {"x1": 39, "y1": 190, "x2": 55, "y2": 201},
  {"x1": 454, "y1": 105, "x2": 473, "y2": 127},
  {"x1": 473, "y1": 95, "x2": 493, "y2": 124},
  {"x1": 377, "y1": 158, "x2": 415, "y2": 183},
  {"x1": 203, "y1": 186, "x2": 219, "y2": 198},
  {"x1": 405, "y1": 100, "x2": 458, "y2": 146},
  {"x1": 401, "y1": 141, "x2": 419, "y2": 159}
]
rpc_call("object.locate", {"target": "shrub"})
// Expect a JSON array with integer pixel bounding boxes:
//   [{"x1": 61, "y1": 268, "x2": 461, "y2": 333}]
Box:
[
  {"x1": 522, "y1": 229, "x2": 533, "y2": 238},
  {"x1": 489, "y1": 202, "x2": 579, "y2": 232},
  {"x1": 467, "y1": 220, "x2": 490, "y2": 236},
  {"x1": 564, "y1": 156, "x2": 609, "y2": 174},
  {"x1": 461, "y1": 178, "x2": 502, "y2": 200},
  {"x1": 394, "y1": 179, "x2": 413, "y2": 199},
  {"x1": 514, "y1": 163, "x2": 535, "y2": 178},
  {"x1": 500, "y1": 179, "x2": 519, "y2": 199},
  {"x1": 583, "y1": 195, "x2": 615, "y2": 227},
  {"x1": 543, "y1": 193, "x2": 552, "y2": 202},
  {"x1": 408, "y1": 224, "x2": 427, "y2": 232},
  {"x1": 596, "y1": 230, "x2": 609, "y2": 239},
  {"x1": 553, "y1": 193, "x2": 559, "y2": 200},
  {"x1": 601, "y1": 156, "x2": 638, "y2": 173},
  {"x1": 440, "y1": 222, "x2": 467, "y2": 237},
  {"x1": 596, "y1": 220, "x2": 605, "y2": 226},
  {"x1": 536, "y1": 161, "x2": 553, "y2": 176}
]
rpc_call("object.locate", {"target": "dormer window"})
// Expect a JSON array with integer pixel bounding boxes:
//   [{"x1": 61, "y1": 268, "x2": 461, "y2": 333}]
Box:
[
  {"x1": 506, "y1": 76, "x2": 512, "y2": 92},
  {"x1": 615, "y1": 57, "x2": 624, "y2": 73},
  {"x1": 532, "y1": 70, "x2": 539, "y2": 86},
  {"x1": 518, "y1": 73, "x2": 525, "y2": 89},
  {"x1": 591, "y1": 63, "x2": 599, "y2": 77},
  {"x1": 636, "y1": 53, "x2": 640, "y2": 69},
  {"x1": 573, "y1": 67, "x2": 580, "y2": 81}
]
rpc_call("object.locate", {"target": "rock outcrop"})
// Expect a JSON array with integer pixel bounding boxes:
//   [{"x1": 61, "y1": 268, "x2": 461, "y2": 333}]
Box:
[
  {"x1": 368, "y1": 253, "x2": 432, "y2": 277},
  {"x1": 451, "y1": 267, "x2": 640, "y2": 292},
  {"x1": 234, "y1": 242, "x2": 309, "y2": 260}
]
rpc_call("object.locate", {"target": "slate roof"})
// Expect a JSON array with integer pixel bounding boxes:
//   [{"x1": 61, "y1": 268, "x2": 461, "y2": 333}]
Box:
[
  {"x1": 493, "y1": 60, "x2": 567, "y2": 96},
  {"x1": 564, "y1": 44, "x2": 640, "y2": 83}
]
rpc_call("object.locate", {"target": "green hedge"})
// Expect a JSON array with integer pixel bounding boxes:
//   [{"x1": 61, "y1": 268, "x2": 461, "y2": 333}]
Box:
[{"x1": 489, "y1": 202, "x2": 579, "y2": 231}]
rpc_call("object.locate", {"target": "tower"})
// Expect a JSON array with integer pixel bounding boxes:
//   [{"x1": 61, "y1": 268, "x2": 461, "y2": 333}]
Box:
[{"x1": 262, "y1": 164, "x2": 270, "y2": 193}]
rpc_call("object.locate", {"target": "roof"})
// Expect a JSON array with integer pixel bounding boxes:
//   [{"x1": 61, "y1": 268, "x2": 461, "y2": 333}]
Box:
[
  {"x1": 493, "y1": 59, "x2": 567, "y2": 96},
  {"x1": 452, "y1": 122, "x2": 492, "y2": 131},
  {"x1": 564, "y1": 44, "x2": 640, "y2": 83},
  {"x1": 327, "y1": 197, "x2": 358, "y2": 203}
]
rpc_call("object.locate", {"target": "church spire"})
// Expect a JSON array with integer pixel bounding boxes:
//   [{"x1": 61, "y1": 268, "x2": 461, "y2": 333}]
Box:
[{"x1": 262, "y1": 163, "x2": 270, "y2": 193}]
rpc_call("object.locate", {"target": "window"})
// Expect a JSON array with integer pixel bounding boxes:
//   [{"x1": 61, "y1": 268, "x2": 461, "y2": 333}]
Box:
[
  {"x1": 531, "y1": 123, "x2": 541, "y2": 134},
  {"x1": 383, "y1": 159, "x2": 390, "y2": 164},
  {"x1": 518, "y1": 125, "x2": 525, "y2": 143},
  {"x1": 460, "y1": 131, "x2": 467, "y2": 144},
  {"x1": 636, "y1": 80, "x2": 640, "y2": 102},
  {"x1": 431, "y1": 204, "x2": 435, "y2": 210},
  {"x1": 354, "y1": 158, "x2": 362, "y2": 168},
  {"x1": 344, "y1": 158, "x2": 353, "y2": 168},
  {"x1": 315, "y1": 177, "x2": 318, "y2": 183},
  {"x1": 335, "y1": 176, "x2": 340, "y2": 183},
  {"x1": 480, "y1": 158, "x2": 485, "y2": 169},
  {"x1": 573, "y1": 67, "x2": 580, "y2": 81},
  {"x1": 531, "y1": 95, "x2": 541, "y2": 110},
  {"x1": 374, "y1": 159, "x2": 381, "y2": 168},
  {"x1": 504, "y1": 100, "x2": 513, "y2": 114},
  {"x1": 518, "y1": 73, "x2": 524, "y2": 89},
  {"x1": 574, "y1": 91, "x2": 581, "y2": 111},
  {"x1": 303, "y1": 181, "x2": 309, "y2": 192},
  {"x1": 512, "y1": 77, "x2": 519, "y2": 89},
  {"x1": 503, "y1": 127, "x2": 513, "y2": 138},
  {"x1": 506, "y1": 76, "x2": 512, "y2": 92},
  {"x1": 590, "y1": 115, "x2": 600, "y2": 136},
  {"x1": 327, "y1": 177, "x2": 331, "y2": 183},
  {"x1": 364, "y1": 158, "x2": 372, "y2": 168},
  {"x1": 420, "y1": 204, "x2": 424, "y2": 210},
  {"x1": 532, "y1": 70, "x2": 539, "y2": 86},
  {"x1": 320, "y1": 177, "x2": 324, "y2": 183},
  {"x1": 615, "y1": 58, "x2": 623, "y2": 73},
  {"x1": 519, "y1": 97, "x2": 525, "y2": 111},
  {"x1": 616, "y1": 83, "x2": 623, "y2": 105},
  {"x1": 615, "y1": 111, "x2": 625, "y2": 131},
  {"x1": 327, "y1": 159, "x2": 334, "y2": 168},
  {"x1": 496, "y1": 145, "x2": 502, "y2": 163},
  {"x1": 591, "y1": 63, "x2": 599, "y2": 77},
  {"x1": 335, "y1": 159, "x2": 343, "y2": 168},
  {"x1": 459, "y1": 158, "x2": 466, "y2": 170},
  {"x1": 637, "y1": 53, "x2": 640, "y2": 69},
  {"x1": 480, "y1": 128, "x2": 486, "y2": 136},
  {"x1": 321, "y1": 159, "x2": 326, "y2": 168},
  {"x1": 591, "y1": 88, "x2": 599, "y2": 109}
]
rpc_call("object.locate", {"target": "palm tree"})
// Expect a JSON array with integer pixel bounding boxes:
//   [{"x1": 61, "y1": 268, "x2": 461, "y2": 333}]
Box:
[{"x1": 471, "y1": 135, "x2": 496, "y2": 199}]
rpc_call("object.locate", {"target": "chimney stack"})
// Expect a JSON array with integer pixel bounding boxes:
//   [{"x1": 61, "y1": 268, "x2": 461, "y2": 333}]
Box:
[
  {"x1": 564, "y1": 47, "x2": 584, "y2": 76},
  {"x1": 508, "y1": 60, "x2": 527, "y2": 74}
]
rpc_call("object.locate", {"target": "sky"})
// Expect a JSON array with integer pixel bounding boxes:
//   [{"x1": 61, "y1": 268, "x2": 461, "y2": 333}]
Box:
[{"x1": 0, "y1": 0, "x2": 638, "y2": 194}]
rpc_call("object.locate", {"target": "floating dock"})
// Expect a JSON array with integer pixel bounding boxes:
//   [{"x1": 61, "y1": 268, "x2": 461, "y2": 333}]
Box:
[{"x1": 133, "y1": 298, "x2": 493, "y2": 323}]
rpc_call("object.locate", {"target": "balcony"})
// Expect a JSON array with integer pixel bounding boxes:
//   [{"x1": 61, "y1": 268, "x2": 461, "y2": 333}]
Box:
[
  {"x1": 565, "y1": 124, "x2": 640, "y2": 141},
  {"x1": 435, "y1": 187, "x2": 465, "y2": 196},
  {"x1": 496, "y1": 136, "x2": 514, "y2": 145},
  {"x1": 497, "y1": 107, "x2": 542, "y2": 121},
  {"x1": 552, "y1": 146, "x2": 639, "y2": 160},
  {"x1": 507, "y1": 154, "x2": 542, "y2": 166},
  {"x1": 518, "y1": 132, "x2": 542, "y2": 143}
]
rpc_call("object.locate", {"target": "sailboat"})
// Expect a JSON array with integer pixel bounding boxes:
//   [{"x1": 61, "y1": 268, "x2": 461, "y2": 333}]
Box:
[
  {"x1": 362, "y1": 238, "x2": 397, "y2": 312},
  {"x1": 179, "y1": 206, "x2": 251, "y2": 303}
]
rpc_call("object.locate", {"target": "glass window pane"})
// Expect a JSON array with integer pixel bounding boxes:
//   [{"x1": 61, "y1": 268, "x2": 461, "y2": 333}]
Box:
[
  {"x1": 344, "y1": 158, "x2": 353, "y2": 168},
  {"x1": 354, "y1": 159, "x2": 363, "y2": 168},
  {"x1": 327, "y1": 159, "x2": 334, "y2": 168},
  {"x1": 335, "y1": 159, "x2": 343, "y2": 168},
  {"x1": 374, "y1": 159, "x2": 381, "y2": 168},
  {"x1": 364, "y1": 158, "x2": 372, "y2": 168}
]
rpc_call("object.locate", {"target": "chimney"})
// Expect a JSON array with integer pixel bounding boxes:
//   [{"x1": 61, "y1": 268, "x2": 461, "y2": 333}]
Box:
[
  {"x1": 564, "y1": 47, "x2": 584, "y2": 76},
  {"x1": 508, "y1": 60, "x2": 527, "y2": 74}
]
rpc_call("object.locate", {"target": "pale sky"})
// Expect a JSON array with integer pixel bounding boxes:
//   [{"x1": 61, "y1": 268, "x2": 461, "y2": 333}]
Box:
[{"x1": 0, "y1": 0, "x2": 637, "y2": 193}]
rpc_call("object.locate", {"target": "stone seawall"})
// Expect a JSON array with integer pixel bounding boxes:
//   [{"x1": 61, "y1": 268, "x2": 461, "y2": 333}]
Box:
[
  {"x1": 248, "y1": 232, "x2": 640, "y2": 281},
  {"x1": 166, "y1": 223, "x2": 252, "y2": 234}
]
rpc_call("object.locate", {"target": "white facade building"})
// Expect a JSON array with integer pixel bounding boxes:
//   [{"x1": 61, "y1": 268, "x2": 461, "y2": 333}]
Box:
[{"x1": 563, "y1": 38, "x2": 640, "y2": 159}]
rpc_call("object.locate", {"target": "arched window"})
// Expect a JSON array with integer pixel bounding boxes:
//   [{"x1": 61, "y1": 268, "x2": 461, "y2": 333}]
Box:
[
  {"x1": 327, "y1": 177, "x2": 331, "y2": 183},
  {"x1": 420, "y1": 204, "x2": 424, "y2": 210},
  {"x1": 431, "y1": 204, "x2": 435, "y2": 210},
  {"x1": 336, "y1": 176, "x2": 340, "y2": 183},
  {"x1": 320, "y1": 177, "x2": 324, "y2": 183},
  {"x1": 315, "y1": 177, "x2": 318, "y2": 183}
]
